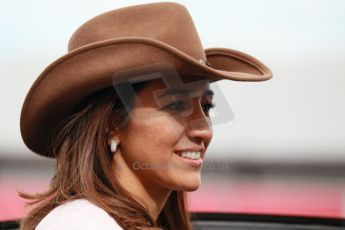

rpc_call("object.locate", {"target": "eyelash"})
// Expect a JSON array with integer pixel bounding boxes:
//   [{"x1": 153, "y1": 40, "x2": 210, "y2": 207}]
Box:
[
  {"x1": 166, "y1": 100, "x2": 215, "y2": 114},
  {"x1": 202, "y1": 102, "x2": 216, "y2": 114}
]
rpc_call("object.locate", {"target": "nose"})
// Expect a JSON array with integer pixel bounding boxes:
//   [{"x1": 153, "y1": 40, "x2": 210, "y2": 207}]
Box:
[{"x1": 186, "y1": 99, "x2": 213, "y2": 145}]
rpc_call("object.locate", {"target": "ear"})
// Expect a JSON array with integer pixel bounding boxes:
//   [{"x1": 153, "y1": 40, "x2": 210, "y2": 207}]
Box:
[{"x1": 205, "y1": 47, "x2": 272, "y2": 77}]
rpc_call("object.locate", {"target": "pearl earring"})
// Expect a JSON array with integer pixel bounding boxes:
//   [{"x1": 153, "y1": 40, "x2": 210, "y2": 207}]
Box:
[{"x1": 110, "y1": 139, "x2": 118, "y2": 152}]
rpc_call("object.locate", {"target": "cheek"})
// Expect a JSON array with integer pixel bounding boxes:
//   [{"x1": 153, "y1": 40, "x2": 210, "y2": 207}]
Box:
[{"x1": 122, "y1": 112, "x2": 186, "y2": 164}]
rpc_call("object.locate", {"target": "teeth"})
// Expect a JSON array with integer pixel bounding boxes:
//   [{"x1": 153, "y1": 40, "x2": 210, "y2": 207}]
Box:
[{"x1": 180, "y1": 151, "x2": 201, "y2": 160}]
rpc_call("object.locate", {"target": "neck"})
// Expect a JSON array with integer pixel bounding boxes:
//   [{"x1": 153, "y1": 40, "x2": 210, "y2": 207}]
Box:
[{"x1": 113, "y1": 153, "x2": 172, "y2": 223}]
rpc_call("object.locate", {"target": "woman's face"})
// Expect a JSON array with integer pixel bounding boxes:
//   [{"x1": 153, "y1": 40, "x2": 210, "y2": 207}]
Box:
[{"x1": 115, "y1": 77, "x2": 214, "y2": 192}]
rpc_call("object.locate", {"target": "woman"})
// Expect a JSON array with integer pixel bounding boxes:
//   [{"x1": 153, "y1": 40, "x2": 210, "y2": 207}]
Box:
[{"x1": 19, "y1": 2, "x2": 272, "y2": 230}]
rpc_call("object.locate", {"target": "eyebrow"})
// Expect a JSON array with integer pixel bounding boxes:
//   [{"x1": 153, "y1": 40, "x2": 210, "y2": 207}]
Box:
[
  {"x1": 203, "y1": 89, "x2": 214, "y2": 96},
  {"x1": 158, "y1": 89, "x2": 214, "y2": 98}
]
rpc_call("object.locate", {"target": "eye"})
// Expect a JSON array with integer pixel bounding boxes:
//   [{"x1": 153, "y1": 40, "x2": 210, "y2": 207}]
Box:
[
  {"x1": 202, "y1": 102, "x2": 216, "y2": 114},
  {"x1": 166, "y1": 100, "x2": 187, "y2": 111}
]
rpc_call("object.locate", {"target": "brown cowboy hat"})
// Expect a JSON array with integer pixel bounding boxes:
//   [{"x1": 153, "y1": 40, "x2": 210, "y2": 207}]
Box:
[{"x1": 20, "y1": 2, "x2": 272, "y2": 157}]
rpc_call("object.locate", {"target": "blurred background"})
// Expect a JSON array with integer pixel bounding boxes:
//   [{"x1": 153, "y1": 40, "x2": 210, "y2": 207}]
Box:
[{"x1": 1, "y1": 0, "x2": 345, "y2": 221}]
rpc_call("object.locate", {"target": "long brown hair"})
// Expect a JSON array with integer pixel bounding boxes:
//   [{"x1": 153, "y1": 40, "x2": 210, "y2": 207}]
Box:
[{"x1": 19, "y1": 83, "x2": 192, "y2": 230}]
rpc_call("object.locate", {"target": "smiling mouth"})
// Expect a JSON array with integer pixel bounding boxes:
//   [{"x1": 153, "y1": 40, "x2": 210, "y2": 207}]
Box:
[
  {"x1": 174, "y1": 151, "x2": 203, "y2": 168},
  {"x1": 174, "y1": 151, "x2": 202, "y2": 160}
]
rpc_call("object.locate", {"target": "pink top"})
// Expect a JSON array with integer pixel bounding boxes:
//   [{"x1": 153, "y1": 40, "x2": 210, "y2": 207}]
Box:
[{"x1": 35, "y1": 199, "x2": 123, "y2": 230}]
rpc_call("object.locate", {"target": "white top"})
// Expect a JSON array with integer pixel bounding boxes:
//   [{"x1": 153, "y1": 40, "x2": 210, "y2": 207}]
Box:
[{"x1": 35, "y1": 199, "x2": 123, "y2": 230}]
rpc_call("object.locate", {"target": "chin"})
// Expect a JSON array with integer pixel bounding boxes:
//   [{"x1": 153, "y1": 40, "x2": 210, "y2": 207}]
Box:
[
  {"x1": 172, "y1": 183, "x2": 200, "y2": 192},
  {"x1": 163, "y1": 170, "x2": 202, "y2": 191},
  {"x1": 177, "y1": 175, "x2": 201, "y2": 191},
  {"x1": 182, "y1": 184, "x2": 200, "y2": 192}
]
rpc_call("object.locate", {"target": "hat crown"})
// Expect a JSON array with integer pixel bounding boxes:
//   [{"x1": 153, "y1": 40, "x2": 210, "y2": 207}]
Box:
[{"x1": 68, "y1": 2, "x2": 206, "y2": 60}]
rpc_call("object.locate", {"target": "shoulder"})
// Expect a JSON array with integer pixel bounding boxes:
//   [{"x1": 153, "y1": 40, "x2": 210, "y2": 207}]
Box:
[{"x1": 35, "y1": 199, "x2": 123, "y2": 230}]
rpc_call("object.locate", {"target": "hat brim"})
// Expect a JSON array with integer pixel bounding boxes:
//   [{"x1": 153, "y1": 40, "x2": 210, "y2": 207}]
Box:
[{"x1": 20, "y1": 37, "x2": 272, "y2": 156}]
